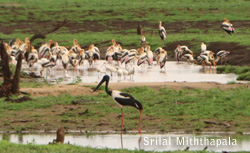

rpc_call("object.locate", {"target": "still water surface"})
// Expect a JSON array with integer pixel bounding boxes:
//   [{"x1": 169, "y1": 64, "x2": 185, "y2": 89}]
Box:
[{"x1": 1, "y1": 133, "x2": 250, "y2": 152}]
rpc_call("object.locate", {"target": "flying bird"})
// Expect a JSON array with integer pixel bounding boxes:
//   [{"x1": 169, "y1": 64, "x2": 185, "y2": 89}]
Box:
[{"x1": 222, "y1": 18, "x2": 235, "y2": 35}]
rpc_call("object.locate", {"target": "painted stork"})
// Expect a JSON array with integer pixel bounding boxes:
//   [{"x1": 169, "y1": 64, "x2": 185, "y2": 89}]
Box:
[
  {"x1": 78, "y1": 49, "x2": 86, "y2": 68},
  {"x1": 145, "y1": 42, "x2": 153, "y2": 66},
  {"x1": 61, "y1": 53, "x2": 70, "y2": 77},
  {"x1": 27, "y1": 46, "x2": 38, "y2": 68},
  {"x1": 86, "y1": 44, "x2": 100, "y2": 67},
  {"x1": 180, "y1": 45, "x2": 193, "y2": 55},
  {"x1": 182, "y1": 54, "x2": 194, "y2": 64},
  {"x1": 70, "y1": 39, "x2": 82, "y2": 53},
  {"x1": 154, "y1": 47, "x2": 163, "y2": 64},
  {"x1": 175, "y1": 45, "x2": 183, "y2": 62},
  {"x1": 93, "y1": 75, "x2": 143, "y2": 148},
  {"x1": 137, "y1": 52, "x2": 147, "y2": 66},
  {"x1": 159, "y1": 48, "x2": 168, "y2": 71},
  {"x1": 39, "y1": 40, "x2": 53, "y2": 58},
  {"x1": 200, "y1": 51, "x2": 216, "y2": 67},
  {"x1": 159, "y1": 21, "x2": 167, "y2": 46},
  {"x1": 201, "y1": 42, "x2": 206, "y2": 52},
  {"x1": 197, "y1": 55, "x2": 212, "y2": 68},
  {"x1": 39, "y1": 58, "x2": 56, "y2": 78},
  {"x1": 222, "y1": 18, "x2": 234, "y2": 35},
  {"x1": 215, "y1": 50, "x2": 230, "y2": 65},
  {"x1": 140, "y1": 35, "x2": 146, "y2": 47}
]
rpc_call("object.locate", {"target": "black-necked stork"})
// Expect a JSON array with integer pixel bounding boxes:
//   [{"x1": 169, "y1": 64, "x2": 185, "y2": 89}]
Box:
[
  {"x1": 159, "y1": 21, "x2": 167, "y2": 46},
  {"x1": 201, "y1": 42, "x2": 206, "y2": 52},
  {"x1": 222, "y1": 18, "x2": 234, "y2": 35},
  {"x1": 215, "y1": 50, "x2": 230, "y2": 65},
  {"x1": 93, "y1": 75, "x2": 143, "y2": 147}
]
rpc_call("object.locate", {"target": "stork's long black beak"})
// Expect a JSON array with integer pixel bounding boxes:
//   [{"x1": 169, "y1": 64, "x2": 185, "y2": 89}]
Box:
[{"x1": 93, "y1": 77, "x2": 106, "y2": 92}]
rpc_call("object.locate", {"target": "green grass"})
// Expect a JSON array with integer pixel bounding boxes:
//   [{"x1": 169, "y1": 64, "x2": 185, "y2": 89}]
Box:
[
  {"x1": 217, "y1": 66, "x2": 250, "y2": 81},
  {"x1": 0, "y1": 86, "x2": 249, "y2": 132},
  {"x1": 0, "y1": 0, "x2": 249, "y2": 53},
  {"x1": 1, "y1": 140, "x2": 250, "y2": 153},
  {"x1": 0, "y1": 140, "x2": 213, "y2": 153}
]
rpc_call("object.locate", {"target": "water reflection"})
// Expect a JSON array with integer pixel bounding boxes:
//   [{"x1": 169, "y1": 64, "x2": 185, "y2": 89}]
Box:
[
  {"x1": 23, "y1": 61, "x2": 243, "y2": 84},
  {"x1": 1, "y1": 133, "x2": 250, "y2": 152}
]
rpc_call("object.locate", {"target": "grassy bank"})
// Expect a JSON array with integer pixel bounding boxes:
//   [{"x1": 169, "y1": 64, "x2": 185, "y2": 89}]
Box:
[
  {"x1": 0, "y1": 0, "x2": 249, "y2": 57},
  {"x1": 2, "y1": 140, "x2": 250, "y2": 153},
  {"x1": 1, "y1": 140, "x2": 250, "y2": 153},
  {"x1": 0, "y1": 85, "x2": 249, "y2": 133},
  {"x1": 217, "y1": 66, "x2": 250, "y2": 81}
]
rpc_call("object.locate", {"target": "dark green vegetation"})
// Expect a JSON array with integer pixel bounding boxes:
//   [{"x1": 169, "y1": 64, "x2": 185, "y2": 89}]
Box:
[
  {"x1": 217, "y1": 66, "x2": 250, "y2": 81},
  {"x1": 0, "y1": 0, "x2": 250, "y2": 65},
  {"x1": 0, "y1": 141, "x2": 206, "y2": 153},
  {"x1": 0, "y1": 86, "x2": 249, "y2": 133}
]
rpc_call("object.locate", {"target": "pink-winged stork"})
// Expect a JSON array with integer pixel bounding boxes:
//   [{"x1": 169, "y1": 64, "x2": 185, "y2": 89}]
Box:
[
  {"x1": 159, "y1": 21, "x2": 167, "y2": 46},
  {"x1": 222, "y1": 18, "x2": 235, "y2": 35},
  {"x1": 93, "y1": 75, "x2": 143, "y2": 148}
]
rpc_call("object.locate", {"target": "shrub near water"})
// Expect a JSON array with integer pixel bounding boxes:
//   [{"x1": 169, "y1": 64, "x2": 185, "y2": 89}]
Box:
[{"x1": 217, "y1": 66, "x2": 250, "y2": 81}]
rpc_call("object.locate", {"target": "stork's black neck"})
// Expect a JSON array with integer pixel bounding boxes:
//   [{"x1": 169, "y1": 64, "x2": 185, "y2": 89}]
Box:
[{"x1": 105, "y1": 78, "x2": 112, "y2": 96}]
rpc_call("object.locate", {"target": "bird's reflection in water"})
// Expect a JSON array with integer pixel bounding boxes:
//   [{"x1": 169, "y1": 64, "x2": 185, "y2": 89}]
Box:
[
  {"x1": 120, "y1": 135, "x2": 142, "y2": 150},
  {"x1": 199, "y1": 67, "x2": 216, "y2": 74}
]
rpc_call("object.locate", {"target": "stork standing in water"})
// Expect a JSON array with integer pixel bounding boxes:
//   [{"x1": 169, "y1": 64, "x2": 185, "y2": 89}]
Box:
[
  {"x1": 158, "y1": 48, "x2": 168, "y2": 71},
  {"x1": 175, "y1": 45, "x2": 183, "y2": 62},
  {"x1": 93, "y1": 75, "x2": 143, "y2": 148},
  {"x1": 159, "y1": 21, "x2": 167, "y2": 46},
  {"x1": 215, "y1": 50, "x2": 230, "y2": 65},
  {"x1": 222, "y1": 18, "x2": 235, "y2": 35},
  {"x1": 39, "y1": 40, "x2": 53, "y2": 58},
  {"x1": 197, "y1": 55, "x2": 212, "y2": 68}
]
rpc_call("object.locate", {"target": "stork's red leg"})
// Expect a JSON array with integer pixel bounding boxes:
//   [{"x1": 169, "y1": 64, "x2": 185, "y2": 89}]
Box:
[
  {"x1": 121, "y1": 108, "x2": 124, "y2": 149},
  {"x1": 138, "y1": 110, "x2": 142, "y2": 135}
]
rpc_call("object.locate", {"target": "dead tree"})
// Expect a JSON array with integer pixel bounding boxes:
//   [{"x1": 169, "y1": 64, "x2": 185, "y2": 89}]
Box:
[
  {"x1": 30, "y1": 19, "x2": 67, "y2": 44},
  {"x1": 0, "y1": 42, "x2": 23, "y2": 97},
  {"x1": 137, "y1": 23, "x2": 143, "y2": 35}
]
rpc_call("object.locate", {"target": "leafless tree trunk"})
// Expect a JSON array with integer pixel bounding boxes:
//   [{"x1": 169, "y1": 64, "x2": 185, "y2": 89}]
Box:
[
  {"x1": 11, "y1": 53, "x2": 23, "y2": 94},
  {"x1": 0, "y1": 41, "x2": 23, "y2": 97},
  {"x1": 0, "y1": 42, "x2": 12, "y2": 85},
  {"x1": 137, "y1": 23, "x2": 143, "y2": 35}
]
